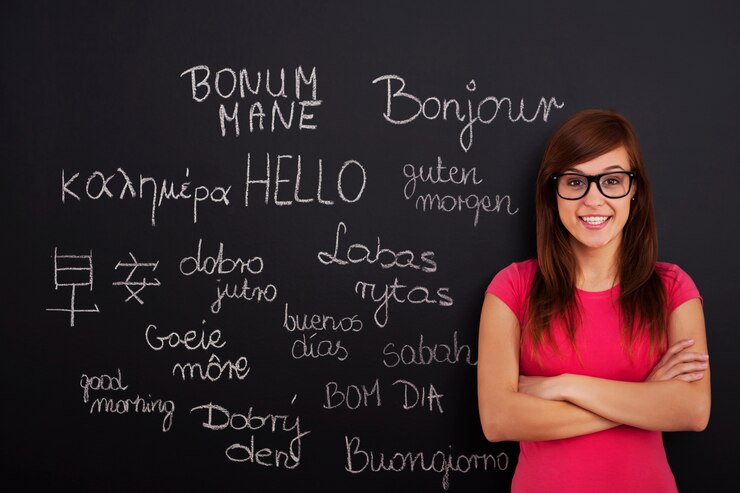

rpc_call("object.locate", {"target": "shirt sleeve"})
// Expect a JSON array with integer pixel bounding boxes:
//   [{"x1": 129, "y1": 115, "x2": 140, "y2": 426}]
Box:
[
  {"x1": 660, "y1": 263, "x2": 702, "y2": 312},
  {"x1": 486, "y1": 262, "x2": 527, "y2": 323}
]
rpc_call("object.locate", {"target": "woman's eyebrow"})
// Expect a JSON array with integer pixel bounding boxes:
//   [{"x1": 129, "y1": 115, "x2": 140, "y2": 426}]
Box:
[{"x1": 564, "y1": 164, "x2": 629, "y2": 173}]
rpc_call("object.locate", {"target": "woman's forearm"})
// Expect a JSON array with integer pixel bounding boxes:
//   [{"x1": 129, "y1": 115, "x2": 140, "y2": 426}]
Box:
[
  {"x1": 560, "y1": 374, "x2": 710, "y2": 432},
  {"x1": 480, "y1": 388, "x2": 619, "y2": 442}
]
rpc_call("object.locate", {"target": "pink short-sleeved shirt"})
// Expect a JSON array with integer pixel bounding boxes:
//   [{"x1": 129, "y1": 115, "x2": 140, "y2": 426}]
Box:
[{"x1": 486, "y1": 259, "x2": 701, "y2": 493}]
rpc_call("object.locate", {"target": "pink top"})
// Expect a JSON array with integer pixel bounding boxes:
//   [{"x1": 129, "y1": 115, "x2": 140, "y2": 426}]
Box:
[{"x1": 486, "y1": 259, "x2": 701, "y2": 493}]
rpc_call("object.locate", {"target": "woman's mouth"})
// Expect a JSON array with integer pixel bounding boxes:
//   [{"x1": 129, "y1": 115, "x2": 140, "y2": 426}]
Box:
[{"x1": 579, "y1": 215, "x2": 611, "y2": 229}]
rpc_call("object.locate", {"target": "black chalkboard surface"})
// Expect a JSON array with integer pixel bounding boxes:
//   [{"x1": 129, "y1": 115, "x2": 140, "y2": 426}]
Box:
[{"x1": 3, "y1": 1, "x2": 739, "y2": 491}]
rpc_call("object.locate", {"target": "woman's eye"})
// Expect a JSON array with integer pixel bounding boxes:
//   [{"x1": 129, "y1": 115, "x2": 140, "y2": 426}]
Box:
[
  {"x1": 601, "y1": 175, "x2": 622, "y2": 187},
  {"x1": 566, "y1": 178, "x2": 585, "y2": 187}
]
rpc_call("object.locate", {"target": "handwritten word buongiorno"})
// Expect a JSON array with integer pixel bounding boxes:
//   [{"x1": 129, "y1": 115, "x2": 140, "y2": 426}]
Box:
[
  {"x1": 372, "y1": 74, "x2": 564, "y2": 152},
  {"x1": 403, "y1": 157, "x2": 519, "y2": 226},
  {"x1": 181, "y1": 65, "x2": 320, "y2": 137},
  {"x1": 345, "y1": 436, "x2": 509, "y2": 490}
]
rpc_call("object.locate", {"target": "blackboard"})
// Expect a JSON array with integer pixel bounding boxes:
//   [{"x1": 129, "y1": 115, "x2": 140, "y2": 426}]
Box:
[{"x1": 3, "y1": 1, "x2": 739, "y2": 491}]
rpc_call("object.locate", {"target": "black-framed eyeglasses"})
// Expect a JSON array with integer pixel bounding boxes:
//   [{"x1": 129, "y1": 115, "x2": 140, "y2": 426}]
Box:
[{"x1": 550, "y1": 171, "x2": 636, "y2": 200}]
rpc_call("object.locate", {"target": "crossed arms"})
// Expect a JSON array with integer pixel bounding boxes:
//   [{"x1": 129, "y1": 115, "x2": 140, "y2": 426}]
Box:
[{"x1": 477, "y1": 295, "x2": 710, "y2": 442}]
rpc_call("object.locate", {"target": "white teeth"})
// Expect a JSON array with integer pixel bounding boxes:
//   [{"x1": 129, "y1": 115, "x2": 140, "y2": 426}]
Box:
[{"x1": 581, "y1": 216, "x2": 609, "y2": 224}]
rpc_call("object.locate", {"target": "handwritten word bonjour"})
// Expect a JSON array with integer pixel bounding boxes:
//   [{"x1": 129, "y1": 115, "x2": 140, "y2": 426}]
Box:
[
  {"x1": 345, "y1": 436, "x2": 509, "y2": 491},
  {"x1": 403, "y1": 157, "x2": 519, "y2": 226},
  {"x1": 61, "y1": 168, "x2": 230, "y2": 226},
  {"x1": 80, "y1": 369, "x2": 175, "y2": 432},
  {"x1": 191, "y1": 401, "x2": 310, "y2": 469},
  {"x1": 372, "y1": 74, "x2": 564, "y2": 152},
  {"x1": 181, "y1": 65, "x2": 321, "y2": 137}
]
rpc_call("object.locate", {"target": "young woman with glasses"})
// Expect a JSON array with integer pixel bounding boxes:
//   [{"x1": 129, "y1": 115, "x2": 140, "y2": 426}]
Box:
[{"x1": 477, "y1": 109, "x2": 710, "y2": 492}]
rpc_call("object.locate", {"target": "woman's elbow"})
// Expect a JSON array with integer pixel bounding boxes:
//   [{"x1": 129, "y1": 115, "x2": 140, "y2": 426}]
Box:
[
  {"x1": 480, "y1": 411, "x2": 513, "y2": 442},
  {"x1": 689, "y1": 399, "x2": 711, "y2": 432}
]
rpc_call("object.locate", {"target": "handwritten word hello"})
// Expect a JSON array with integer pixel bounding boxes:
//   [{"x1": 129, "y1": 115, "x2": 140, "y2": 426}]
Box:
[{"x1": 245, "y1": 153, "x2": 366, "y2": 207}]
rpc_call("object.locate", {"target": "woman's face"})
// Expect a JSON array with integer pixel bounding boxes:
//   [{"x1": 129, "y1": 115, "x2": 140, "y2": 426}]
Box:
[{"x1": 556, "y1": 146, "x2": 634, "y2": 257}]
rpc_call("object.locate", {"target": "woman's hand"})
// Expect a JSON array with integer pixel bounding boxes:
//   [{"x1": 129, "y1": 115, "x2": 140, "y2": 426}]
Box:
[
  {"x1": 518, "y1": 375, "x2": 567, "y2": 401},
  {"x1": 646, "y1": 338, "x2": 709, "y2": 382}
]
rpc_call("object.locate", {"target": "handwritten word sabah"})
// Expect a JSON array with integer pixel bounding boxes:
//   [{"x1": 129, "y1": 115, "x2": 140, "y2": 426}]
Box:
[
  {"x1": 181, "y1": 65, "x2": 321, "y2": 137},
  {"x1": 283, "y1": 302, "x2": 364, "y2": 362},
  {"x1": 403, "y1": 157, "x2": 518, "y2": 226},
  {"x1": 179, "y1": 239, "x2": 277, "y2": 314},
  {"x1": 372, "y1": 74, "x2": 564, "y2": 152},
  {"x1": 324, "y1": 378, "x2": 444, "y2": 413},
  {"x1": 245, "y1": 153, "x2": 366, "y2": 206},
  {"x1": 61, "y1": 168, "x2": 230, "y2": 227},
  {"x1": 317, "y1": 221, "x2": 437, "y2": 272},
  {"x1": 80, "y1": 369, "x2": 175, "y2": 432},
  {"x1": 345, "y1": 436, "x2": 509, "y2": 491},
  {"x1": 382, "y1": 331, "x2": 477, "y2": 368},
  {"x1": 191, "y1": 401, "x2": 311, "y2": 469}
]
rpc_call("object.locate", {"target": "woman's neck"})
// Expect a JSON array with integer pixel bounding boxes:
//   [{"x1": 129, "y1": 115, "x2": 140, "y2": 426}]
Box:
[{"x1": 571, "y1": 240, "x2": 620, "y2": 291}]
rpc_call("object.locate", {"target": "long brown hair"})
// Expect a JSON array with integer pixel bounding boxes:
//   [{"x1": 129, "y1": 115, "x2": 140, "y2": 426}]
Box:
[{"x1": 527, "y1": 109, "x2": 667, "y2": 356}]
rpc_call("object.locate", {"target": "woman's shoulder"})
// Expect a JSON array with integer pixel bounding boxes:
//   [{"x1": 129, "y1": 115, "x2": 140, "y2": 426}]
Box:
[
  {"x1": 655, "y1": 261, "x2": 693, "y2": 283},
  {"x1": 486, "y1": 258, "x2": 538, "y2": 294},
  {"x1": 655, "y1": 261, "x2": 702, "y2": 308}
]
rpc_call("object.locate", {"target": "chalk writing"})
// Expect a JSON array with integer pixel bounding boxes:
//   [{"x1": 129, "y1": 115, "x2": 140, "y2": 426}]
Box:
[
  {"x1": 372, "y1": 74, "x2": 564, "y2": 151},
  {"x1": 145, "y1": 322, "x2": 226, "y2": 352},
  {"x1": 344, "y1": 436, "x2": 509, "y2": 490},
  {"x1": 172, "y1": 353, "x2": 250, "y2": 381},
  {"x1": 80, "y1": 369, "x2": 174, "y2": 432},
  {"x1": 191, "y1": 401, "x2": 311, "y2": 468},
  {"x1": 403, "y1": 157, "x2": 519, "y2": 226},
  {"x1": 382, "y1": 331, "x2": 477, "y2": 367},
  {"x1": 393, "y1": 380, "x2": 444, "y2": 413},
  {"x1": 283, "y1": 303, "x2": 363, "y2": 333},
  {"x1": 180, "y1": 65, "x2": 321, "y2": 137},
  {"x1": 354, "y1": 279, "x2": 453, "y2": 328},
  {"x1": 62, "y1": 168, "x2": 231, "y2": 226},
  {"x1": 112, "y1": 252, "x2": 161, "y2": 304},
  {"x1": 245, "y1": 153, "x2": 366, "y2": 206},
  {"x1": 292, "y1": 333, "x2": 348, "y2": 361},
  {"x1": 179, "y1": 239, "x2": 277, "y2": 314},
  {"x1": 323, "y1": 379, "x2": 382, "y2": 410},
  {"x1": 317, "y1": 221, "x2": 437, "y2": 272},
  {"x1": 46, "y1": 248, "x2": 99, "y2": 326}
]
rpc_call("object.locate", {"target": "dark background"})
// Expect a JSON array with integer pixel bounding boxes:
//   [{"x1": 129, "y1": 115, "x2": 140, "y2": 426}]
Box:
[{"x1": 2, "y1": 1, "x2": 738, "y2": 491}]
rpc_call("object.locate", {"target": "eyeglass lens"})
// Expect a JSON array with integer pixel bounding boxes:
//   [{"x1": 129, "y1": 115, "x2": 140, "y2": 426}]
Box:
[{"x1": 556, "y1": 172, "x2": 632, "y2": 199}]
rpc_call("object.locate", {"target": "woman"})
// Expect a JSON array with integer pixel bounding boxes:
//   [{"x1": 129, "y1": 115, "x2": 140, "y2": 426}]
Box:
[{"x1": 477, "y1": 109, "x2": 710, "y2": 492}]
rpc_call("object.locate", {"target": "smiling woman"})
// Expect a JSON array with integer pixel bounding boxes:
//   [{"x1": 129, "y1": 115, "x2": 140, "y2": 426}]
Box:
[{"x1": 477, "y1": 109, "x2": 711, "y2": 493}]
